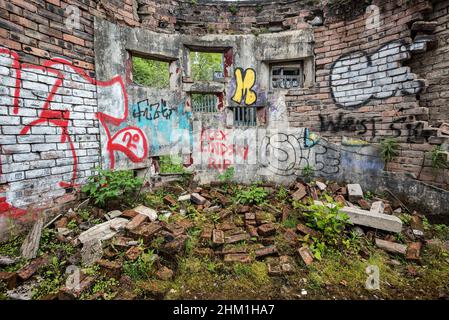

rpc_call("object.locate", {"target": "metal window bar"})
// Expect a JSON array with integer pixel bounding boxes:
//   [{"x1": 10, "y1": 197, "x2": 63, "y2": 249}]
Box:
[
  {"x1": 233, "y1": 106, "x2": 257, "y2": 127},
  {"x1": 192, "y1": 94, "x2": 218, "y2": 113}
]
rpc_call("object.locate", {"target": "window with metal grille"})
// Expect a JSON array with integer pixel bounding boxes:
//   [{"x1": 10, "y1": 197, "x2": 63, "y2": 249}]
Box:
[
  {"x1": 232, "y1": 106, "x2": 257, "y2": 127},
  {"x1": 270, "y1": 62, "x2": 303, "y2": 89},
  {"x1": 192, "y1": 94, "x2": 218, "y2": 113}
]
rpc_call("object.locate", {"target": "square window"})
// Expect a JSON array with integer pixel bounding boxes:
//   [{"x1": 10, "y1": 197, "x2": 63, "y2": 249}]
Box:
[
  {"x1": 189, "y1": 51, "x2": 224, "y2": 81},
  {"x1": 270, "y1": 62, "x2": 303, "y2": 89},
  {"x1": 132, "y1": 55, "x2": 170, "y2": 88}
]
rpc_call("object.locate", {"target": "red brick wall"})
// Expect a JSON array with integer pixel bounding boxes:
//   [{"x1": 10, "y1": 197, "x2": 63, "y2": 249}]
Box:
[{"x1": 285, "y1": 0, "x2": 449, "y2": 189}]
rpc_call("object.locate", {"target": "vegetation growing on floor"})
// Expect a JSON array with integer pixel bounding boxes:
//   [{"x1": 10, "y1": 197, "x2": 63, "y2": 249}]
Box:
[
  {"x1": 1, "y1": 178, "x2": 449, "y2": 300},
  {"x1": 82, "y1": 168, "x2": 143, "y2": 208}
]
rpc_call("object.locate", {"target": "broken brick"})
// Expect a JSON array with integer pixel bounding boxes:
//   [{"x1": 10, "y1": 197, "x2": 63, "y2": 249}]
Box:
[
  {"x1": 0, "y1": 272, "x2": 17, "y2": 290},
  {"x1": 125, "y1": 246, "x2": 143, "y2": 261},
  {"x1": 125, "y1": 214, "x2": 148, "y2": 231},
  {"x1": 245, "y1": 212, "x2": 256, "y2": 220},
  {"x1": 255, "y1": 245, "x2": 278, "y2": 258},
  {"x1": 292, "y1": 185, "x2": 307, "y2": 201},
  {"x1": 58, "y1": 276, "x2": 95, "y2": 300},
  {"x1": 163, "y1": 195, "x2": 177, "y2": 206},
  {"x1": 357, "y1": 199, "x2": 371, "y2": 210},
  {"x1": 283, "y1": 229, "x2": 298, "y2": 243},
  {"x1": 406, "y1": 242, "x2": 422, "y2": 260},
  {"x1": 129, "y1": 222, "x2": 162, "y2": 243},
  {"x1": 161, "y1": 235, "x2": 187, "y2": 254},
  {"x1": 246, "y1": 225, "x2": 259, "y2": 238},
  {"x1": 257, "y1": 223, "x2": 276, "y2": 237},
  {"x1": 298, "y1": 247, "x2": 314, "y2": 266},
  {"x1": 375, "y1": 238, "x2": 407, "y2": 255},
  {"x1": 296, "y1": 223, "x2": 320, "y2": 238},
  {"x1": 97, "y1": 259, "x2": 122, "y2": 279},
  {"x1": 17, "y1": 255, "x2": 49, "y2": 281},
  {"x1": 156, "y1": 266, "x2": 174, "y2": 281},
  {"x1": 212, "y1": 229, "x2": 225, "y2": 244},
  {"x1": 163, "y1": 223, "x2": 185, "y2": 237},
  {"x1": 224, "y1": 253, "x2": 251, "y2": 263},
  {"x1": 55, "y1": 216, "x2": 68, "y2": 229},
  {"x1": 225, "y1": 232, "x2": 250, "y2": 244},
  {"x1": 200, "y1": 225, "x2": 213, "y2": 240},
  {"x1": 121, "y1": 209, "x2": 139, "y2": 219},
  {"x1": 191, "y1": 193, "x2": 206, "y2": 205}
]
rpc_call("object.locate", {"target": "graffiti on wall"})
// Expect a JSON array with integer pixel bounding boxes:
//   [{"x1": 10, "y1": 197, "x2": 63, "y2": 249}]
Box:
[
  {"x1": 260, "y1": 129, "x2": 341, "y2": 177},
  {"x1": 330, "y1": 40, "x2": 426, "y2": 108},
  {"x1": 231, "y1": 68, "x2": 258, "y2": 106},
  {"x1": 200, "y1": 128, "x2": 249, "y2": 172},
  {"x1": 0, "y1": 47, "x2": 150, "y2": 213},
  {"x1": 319, "y1": 112, "x2": 436, "y2": 142},
  {"x1": 132, "y1": 99, "x2": 192, "y2": 156}
]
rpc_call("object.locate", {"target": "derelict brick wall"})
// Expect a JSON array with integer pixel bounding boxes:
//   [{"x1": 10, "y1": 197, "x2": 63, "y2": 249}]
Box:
[
  {"x1": 136, "y1": 0, "x2": 315, "y2": 35},
  {"x1": 0, "y1": 0, "x2": 101, "y2": 214},
  {"x1": 285, "y1": 0, "x2": 449, "y2": 189}
]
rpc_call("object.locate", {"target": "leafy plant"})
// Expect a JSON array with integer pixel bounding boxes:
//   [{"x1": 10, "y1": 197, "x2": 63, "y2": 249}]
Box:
[
  {"x1": 430, "y1": 145, "x2": 448, "y2": 170},
  {"x1": 302, "y1": 165, "x2": 315, "y2": 182},
  {"x1": 300, "y1": 202, "x2": 352, "y2": 259},
  {"x1": 380, "y1": 138, "x2": 399, "y2": 164},
  {"x1": 123, "y1": 249, "x2": 157, "y2": 281},
  {"x1": 82, "y1": 168, "x2": 143, "y2": 207},
  {"x1": 218, "y1": 167, "x2": 235, "y2": 183},
  {"x1": 276, "y1": 186, "x2": 289, "y2": 203},
  {"x1": 32, "y1": 256, "x2": 66, "y2": 299},
  {"x1": 228, "y1": 4, "x2": 238, "y2": 15},
  {"x1": 235, "y1": 185, "x2": 268, "y2": 205}
]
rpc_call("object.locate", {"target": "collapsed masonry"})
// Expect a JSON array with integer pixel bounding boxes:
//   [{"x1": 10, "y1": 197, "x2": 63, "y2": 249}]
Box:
[{"x1": 1, "y1": 0, "x2": 449, "y2": 241}]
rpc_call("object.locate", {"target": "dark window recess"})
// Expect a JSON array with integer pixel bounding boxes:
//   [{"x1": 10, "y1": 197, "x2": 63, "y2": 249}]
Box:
[
  {"x1": 192, "y1": 94, "x2": 218, "y2": 113},
  {"x1": 271, "y1": 63, "x2": 303, "y2": 89},
  {"x1": 232, "y1": 106, "x2": 257, "y2": 127}
]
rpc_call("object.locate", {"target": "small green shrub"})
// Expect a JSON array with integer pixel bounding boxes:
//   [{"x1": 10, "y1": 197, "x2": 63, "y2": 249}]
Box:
[
  {"x1": 235, "y1": 185, "x2": 268, "y2": 205},
  {"x1": 82, "y1": 168, "x2": 143, "y2": 207},
  {"x1": 218, "y1": 167, "x2": 235, "y2": 183},
  {"x1": 276, "y1": 186, "x2": 289, "y2": 203},
  {"x1": 380, "y1": 138, "x2": 399, "y2": 164},
  {"x1": 123, "y1": 249, "x2": 156, "y2": 281},
  {"x1": 302, "y1": 165, "x2": 315, "y2": 182},
  {"x1": 228, "y1": 4, "x2": 238, "y2": 15}
]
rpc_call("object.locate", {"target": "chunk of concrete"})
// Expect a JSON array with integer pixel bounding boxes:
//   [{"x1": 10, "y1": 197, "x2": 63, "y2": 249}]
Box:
[
  {"x1": 178, "y1": 194, "x2": 191, "y2": 202},
  {"x1": 78, "y1": 218, "x2": 128, "y2": 244},
  {"x1": 191, "y1": 193, "x2": 206, "y2": 205},
  {"x1": 370, "y1": 201, "x2": 384, "y2": 215},
  {"x1": 315, "y1": 181, "x2": 327, "y2": 191},
  {"x1": 347, "y1": 184, "x2": 364, "y2": 202},
  {"x1": 340, "y1": 207, "x2": 402, "y2": 233}
]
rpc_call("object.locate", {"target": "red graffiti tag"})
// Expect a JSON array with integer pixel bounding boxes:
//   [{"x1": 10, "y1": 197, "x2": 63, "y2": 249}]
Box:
[
  {"x1": 0, "y1": 197, "x2": 27, "y2": 219},
  {"x1": 200, "y1": 128, "x2": 249, "y2": 172},
  {"x1": 0, "y1": 48, "x2": 149, "y2": 211}
]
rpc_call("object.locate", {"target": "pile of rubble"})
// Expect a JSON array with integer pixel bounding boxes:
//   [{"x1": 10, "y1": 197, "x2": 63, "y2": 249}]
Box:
[{"x1": 0, "y1": 179, "x2": 447, "y2": 300}]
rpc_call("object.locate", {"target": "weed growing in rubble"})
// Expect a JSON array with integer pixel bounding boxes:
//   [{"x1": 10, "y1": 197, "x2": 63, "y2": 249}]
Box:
[
  {"x1": 299, "y1": 202, "x2": 352, "y2": 259},
  {"x1": 82, "y1": 168, "x2": 143, "y2": 208},
  {"x1": 32, "y1": 256, "x2": 66, "y2": 299},
  {"x1": 380, "y1": 138, "x2": 399, "y2": 164},
  {"x1": 218, "y1": 167, "x2": 235, "y2": 183},
  {"x1": 123, "y1": 249, "x2": 157, "y2": 281},
  {"x1": 235, "y1": 185, "x2": 268, "y2": 205},
  {"x1": 430, "y1": 145, "x2": 448, "y2": 171},
  {"x1": 276, "y1": 186, "x2": 289, "y2": 203},
  {"x1": 301, "y1": 165, "x2": 315, "y2": 182}
]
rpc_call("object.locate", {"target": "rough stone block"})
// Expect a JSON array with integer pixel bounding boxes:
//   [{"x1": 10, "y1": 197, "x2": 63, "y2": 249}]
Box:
[
  {"x1": 347, "y1": 184, "x2": 363, "y2": 202},
  {"x1": 340, "y1": 207, "x2": 402, "y2": 233}
]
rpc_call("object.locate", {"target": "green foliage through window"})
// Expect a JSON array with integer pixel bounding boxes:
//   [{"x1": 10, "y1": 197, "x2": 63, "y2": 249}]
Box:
[
  {"x1": 132, "y1": 56, "x2": 170, "y2": 88},
  {"x1": 190, "y1": 51, "x2": 223, "y2": 81}
]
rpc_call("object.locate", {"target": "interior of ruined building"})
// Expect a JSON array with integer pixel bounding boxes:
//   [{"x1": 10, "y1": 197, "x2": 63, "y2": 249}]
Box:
[{"x1": 1, "y1": 0, "x2": 449, "y2": 301}]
